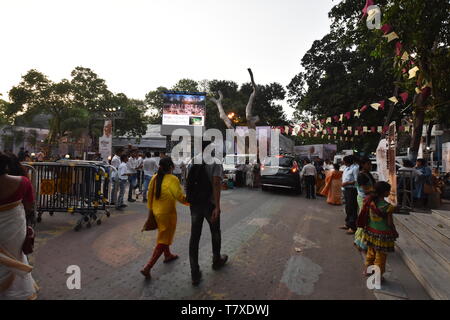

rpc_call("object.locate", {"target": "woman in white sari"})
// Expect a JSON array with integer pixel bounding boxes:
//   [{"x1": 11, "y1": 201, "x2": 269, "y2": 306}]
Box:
[{"x1": 0, "y1": 152, "x2": 38, "y2": 300}]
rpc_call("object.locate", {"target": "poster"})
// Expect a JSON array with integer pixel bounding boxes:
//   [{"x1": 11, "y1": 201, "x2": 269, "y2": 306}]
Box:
[
  {"x1": 387, "y1": 122, "x2": 397, "y2": 206},
  {"x1": 443, "y1": 142, "x2": 450, "y2": 173},
  {"x1": 162, "y1": 92, "x2": 206, "y2": 126},
  {"x1": 99, "y1": 120, "x2": 112, "y2": 162},
  {"x1": 376, "y1": 138, "x2": 388, "y2": 182}
]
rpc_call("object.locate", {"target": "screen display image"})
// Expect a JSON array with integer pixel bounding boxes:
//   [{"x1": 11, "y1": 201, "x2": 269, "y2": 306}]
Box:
[{"x1": 162, "y1": 92, "x2": 206, "y2": 127}]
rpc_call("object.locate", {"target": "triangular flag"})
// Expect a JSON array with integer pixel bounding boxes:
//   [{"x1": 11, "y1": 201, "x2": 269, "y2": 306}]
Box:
[
  {"x1": 339, "y1": 114, "x2": 343, "y2": 122},
  {"x1": 377, "y1": 126, "x2": 383, "y2": 133},
  {"x1": 370, "y1": 103, "x2": 381, "y2": 110},
  {"x1": 354, "y1": 109, "x2": 361, "y2": 118},
  {"x1": 405, "y1": 126, "x2": 410, "y2": 132},
  {"x1": 380, "y1": 24, "x2": 392, "y2": 35},
  {"x1": 348, "y1": 126, "x2": 352, "y2": 132},
  {"x1": 408, "y1": 66, "x2": 420, "y2": 79},
  {"x1": 333, "y1": 115, "x2": 339, "y2": 122},
  {"x1": 389, "y1": 96, "x2": 399, "y2": 105},
  {"x1": 383, "y1": 32, "x2": 399, "y2": 42},
  {"x1": 401, "y1": 51, "x2": 409, "y2": 62},
  {"x1": 379, "y1": 100, "x2": 385, "y2": 110},
  {"x1": 371, "y1": 127, "x2": 376, "y2": 133},
  {"x1": 326, "y1": 117, "x2": 332, "y2": 124},
  {"x1": 395, "y1": 42, "x2": 403, "y2": 56},
  {"x1": 363, "y1": 126, "x2": 368, "y2": 133},
  {"x1": 333, "y1": 127, "x2": 338, "y2": 134},
  {"x1": 362, "y1": 0, "x2": 375, "y2": 17},
  {"x1": 345, "y1": 112, "x2": 351, "y2": 120},
  {"x1": 400, "y1": 92, "x2": 409, "y2": 104},
  {"x1": 360, "y1": 105, "x2": 368, "y2": 112},
  {"x1": 415, "y1": 87, "x2": 422, "y2": 94},
  {"x1": 355, "y1": 131, "x2": 359, "y2": 136}
]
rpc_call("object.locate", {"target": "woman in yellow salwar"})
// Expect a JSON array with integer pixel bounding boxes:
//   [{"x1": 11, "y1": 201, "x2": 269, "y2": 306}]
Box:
[
  {"x1": 140, "y1": 157, "x2": 189, "y2": 279},
  {"x1": 320, "y1": 164, "x2": 342, "y2": 205}
]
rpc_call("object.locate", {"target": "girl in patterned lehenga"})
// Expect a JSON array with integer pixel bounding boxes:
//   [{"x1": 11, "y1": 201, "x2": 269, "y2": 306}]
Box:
[{"x1": 357, "y1": 181, "x2": 399, "y2": 280}]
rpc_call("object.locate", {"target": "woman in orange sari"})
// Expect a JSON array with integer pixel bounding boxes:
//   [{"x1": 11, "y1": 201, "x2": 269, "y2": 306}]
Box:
[{"x1": 320, "y1": 164, "x2": 343, "y2": 205}]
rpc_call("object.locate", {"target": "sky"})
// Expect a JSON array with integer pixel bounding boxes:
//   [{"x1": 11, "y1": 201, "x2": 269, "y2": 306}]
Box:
[{"x1": 0, "y1": 0, "x2": 338, "y2": 119}]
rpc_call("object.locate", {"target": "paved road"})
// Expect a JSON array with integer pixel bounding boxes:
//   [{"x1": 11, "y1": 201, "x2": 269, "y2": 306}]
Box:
[{"x1": 30, "y1": 187, "x2": 427, "y2": 300}]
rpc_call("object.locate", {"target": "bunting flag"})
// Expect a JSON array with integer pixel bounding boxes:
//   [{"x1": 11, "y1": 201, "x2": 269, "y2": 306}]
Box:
[
  {"x1": 348, "y1": 126, "x2": 352, "y2": 132},
  {"x1": 354, "y1": 109, "x2": 361, "y2": 118},
  {"x1": 326, "y1": 117, "x2": 332, "y2": 124},
  {"x1": 401, "y1": 51, "x2": 409, "y2": 62},
  {"x1": 339, "y1": 114, "x2": 344, "y2": 122},
  {"x1": 380, "y1": 24, "x2": 393, "y2": 35},
  {"x1": 415, "y1": 87, "x2": 422, "y2": 94},
  {"x1": 377, "y1": 126, "x2": 383, "y2": 133},
  {"x1": 383, "y1": 32, "x2": 399, "y2": 42},
  {"x1": 408, "y1": 66, "x2": 420, "y2": 79},
  {"x1": 360, "y1": 105, "x2": 368, "y2": 112},
  {"x1": 395, "y1": 42, "x2": 403, "y2": 56},
  {"x1": 370, "y1": 103, "x2": 381, "y2": 110},
  {"x1": 389, "y1": 96, "x2": 399, "y2": 105},
  {"x1": 379, "y1": 100, "x2": 385, "y2": 110},
  {"x1": 400, "y1": 92, "x2": 409, "y2": 104},
  {"x1": 345, "y1": 112, "x2": 351, "y2": 120}
]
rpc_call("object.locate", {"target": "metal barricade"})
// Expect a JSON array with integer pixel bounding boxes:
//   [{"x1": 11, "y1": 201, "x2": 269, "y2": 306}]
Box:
[
  {"x1": 23, "y1": 162, "x2": 111, "y2": 231},
  {"x1": 397, "y1": 170, "x2": 414, "y2": 212}
]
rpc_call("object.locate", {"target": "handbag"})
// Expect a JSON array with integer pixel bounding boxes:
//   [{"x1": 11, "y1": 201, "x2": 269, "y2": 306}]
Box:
[
  {"x1": 22, "y1": 226, "x2": 35, "y2": 255},
  {"x1": 424, "y1": 183, "x2": 434, "y2": 194},
  {"x1": 142, "y1": 179, "x2": 158, "y2": 231}
]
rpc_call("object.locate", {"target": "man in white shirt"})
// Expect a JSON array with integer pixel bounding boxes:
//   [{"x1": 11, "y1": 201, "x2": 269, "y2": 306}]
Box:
[
  {"x1": 135, "y1": 152, "x2": 144, "y2": 197},
  {"x1": 142, "y1": 152, "x2": 158, "y2": 202},
  {"x1": 116, "y1": 154, "x2": 130, "y2": 210},
  {"x1": 341, "y1": 155, "x2": 359, "y2": 234},
  {"x1": 110, "y1": 147, "x2": 123, "y2": 206},
  {"x1": 301, "y1": 159, "x2": 317, "y2": 199},
  {"x1": 126, "y1": 149, "x2": 139, "y2": 202}
]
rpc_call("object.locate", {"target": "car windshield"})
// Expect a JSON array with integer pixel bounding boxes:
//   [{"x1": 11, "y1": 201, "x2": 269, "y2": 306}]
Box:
[{"x1": 263, "y1": 156, "x2": 293, "y2": 167}]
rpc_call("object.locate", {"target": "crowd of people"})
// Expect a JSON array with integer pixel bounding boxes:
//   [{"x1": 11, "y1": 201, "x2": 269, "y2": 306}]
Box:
[{"x1": 1, "y1": 143, "x2": 448, "y2": 299}]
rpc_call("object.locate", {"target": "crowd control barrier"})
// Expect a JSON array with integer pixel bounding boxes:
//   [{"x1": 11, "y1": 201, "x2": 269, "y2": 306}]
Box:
[{"x1": 23, "y1": 161, "x2": 114, "y2": 231}]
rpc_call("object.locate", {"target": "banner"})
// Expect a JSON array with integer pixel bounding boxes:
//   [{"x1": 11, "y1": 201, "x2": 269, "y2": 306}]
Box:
[
  {"x1": 99, "y1": 120, "x2": 113, "y2": 162},
  {"x1": 387, "y1": 122, "x2": 397, "y2": 206}
]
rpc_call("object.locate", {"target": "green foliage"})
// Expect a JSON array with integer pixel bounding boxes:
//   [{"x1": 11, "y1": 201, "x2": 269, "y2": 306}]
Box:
[
  {"x1": 288, "y1": 0, "x2": 450, "y2": 153},
  {"x1": 172, "y1": 79, "x2": 200, "y2": 92}
]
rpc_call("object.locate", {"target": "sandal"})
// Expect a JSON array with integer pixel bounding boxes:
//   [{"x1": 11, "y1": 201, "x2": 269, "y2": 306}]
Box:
[{"x1": 163, "y1": 254, "x2": 179, "y2": 263}]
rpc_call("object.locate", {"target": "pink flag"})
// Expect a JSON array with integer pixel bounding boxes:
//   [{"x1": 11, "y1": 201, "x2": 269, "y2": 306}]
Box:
[
  {"x1": 345, "y1": 112, "x2": 351, "y2": 120},
  {"x1": 379, "y1": 100, "x2": 385, "y2": 110},
  {"x1": 360, "y1": 105, "x2": 368, "y2": 112},
  {"x1": 371, "y1": 127, "x2": 376, "y2": 133},
  {"x1": 400, "y1": 92, "x2": 409, "y2": 104},
  {"x1": 380, "y1": 24, "x2": 393, "y2": 35},
  {"x1": 395, "y1": 42, "x2": 403, "y2": 56},
  {"x1": 362, "y1": 0, "x2": 375, "y2": 17},
  {"x1": 333, "y1": 115, "x2": 339, "y2": 122}
]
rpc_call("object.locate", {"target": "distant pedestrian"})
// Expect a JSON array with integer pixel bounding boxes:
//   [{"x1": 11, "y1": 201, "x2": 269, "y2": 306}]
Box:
[
  {"x1": 186, "y1": 142, "x2": 228, "y2": 286},
  {"x1": 340, "y1": 155, "x2": 359, "y2": 234},
  {"x1": 301, "y1": 159, "x2": 317, "y2": 199},
  {"x1": 142, "y1": 152, "x2": 158, "y2": 203},
  {"x1": 358, "y1": 181, "x2": 398, "y2": 279},
  {"x1": 354, "y1": 157, "x2": 375, "y2": 251},
  {"x1": 127, "y1": 149, "x2": 139, "y2": 202},
  {"x1": 116, "y1": 154, "x2": 129, "y2": 210},
  {"x1": 320, "y1": 163, "x2": 342, "y2": 205},
  {"x1": 140, "y1": 157, "x2": 189, "y2": 279},
  {"x1": 110, "y1": 147, "x2": 124, "y2": 206}
]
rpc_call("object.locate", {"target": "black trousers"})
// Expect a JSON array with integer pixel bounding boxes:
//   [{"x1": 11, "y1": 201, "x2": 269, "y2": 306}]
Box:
[
  {"x1": 304, "y1": 176, "x2": 316, "y2": 199},
  {"x1": 189, "y1": 203, "x2": 222, "y2": 274},
  {"x1": 344, "y1": 187, "x2": 358, "y2": 230}
]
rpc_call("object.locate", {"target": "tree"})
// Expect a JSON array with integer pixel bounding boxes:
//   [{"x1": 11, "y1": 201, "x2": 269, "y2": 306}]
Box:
[
  {"x1": 145, "y1": 86, "x2": 168, "y2": 125},
  {"x1": 111, "y1": 93, "x2": 149, "y2": 138},
  {"x1": 172, "y1": 79, "x2": 199, "y2": 92}
]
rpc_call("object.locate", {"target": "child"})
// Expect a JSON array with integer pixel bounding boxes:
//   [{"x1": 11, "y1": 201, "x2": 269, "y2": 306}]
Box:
[{"x1": 357, "y1": 181, "x2": 398, "y2": 279}]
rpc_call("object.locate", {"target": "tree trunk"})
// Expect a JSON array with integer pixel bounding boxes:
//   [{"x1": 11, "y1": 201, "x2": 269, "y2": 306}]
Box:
[
  {"x1": 211, "y1": 91, "x2": 234, "y2": 129},
  {"x1": 246, "y1": 68, "x2": 259, "y2": 129},
  {"x1": 409, "y1": 106, "x2": 425, "y2": 161}
]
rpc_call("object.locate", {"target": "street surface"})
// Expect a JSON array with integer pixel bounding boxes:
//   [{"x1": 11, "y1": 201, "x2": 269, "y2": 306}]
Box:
[{"x1": 30, "y1": 187, "x2": 429, "y2": 300}]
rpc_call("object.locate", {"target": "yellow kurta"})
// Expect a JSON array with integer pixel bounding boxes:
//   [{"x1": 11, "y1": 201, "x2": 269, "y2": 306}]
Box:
[{"x1": 147, "y1": 174, "x2": 189, "y2": 245}]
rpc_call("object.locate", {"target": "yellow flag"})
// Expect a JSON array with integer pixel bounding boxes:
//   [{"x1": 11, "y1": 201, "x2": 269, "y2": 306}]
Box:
[
  {"x1": 408, "y1": 66, "x2": 420, "y2": 79},
  {"x1": 333, "y1": 127, "x2": 337, "y2": 134},
  {"x1": 415, "y1": 87, "x2": 421, "y2": 94},
  {"x1": 339, "y1": 114, "x2": 343, "y2": 122},
  {"x1": 389, "y1": 96, "x2": 399, "y2": 105},
  {"x1": 363, "y1": 126, "x2": 368, "y2": 133},
  {"x1": 354, "y1": 109, "x2": 360, "y2": 118},
  {"x1": 377, "y1": 126, "x2": 383, "y2": 133},
  {"x1": 326, "y1": 117, "x2": 332, "y2": 124},
  {"x1": 370, "y1": 103, "x2": 381, "y2": 110},
  {"x1": 401, "y1": 51, "x2": 409, "y2": 62},
  {"x1": 384, "y1": 32, "x2": 399, "y2": 42},
  {"x1": 405, "y1": 126, "x2": 410, "y2": 132}
]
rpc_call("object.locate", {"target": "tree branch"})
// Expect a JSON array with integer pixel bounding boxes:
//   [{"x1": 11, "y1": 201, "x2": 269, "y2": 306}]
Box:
[
  {"x1": 211, "y1": 90, "x2": 234, "y2": 129},
  {"x1": 246, "y1": 68, "x2": 259, "y2": 129}
]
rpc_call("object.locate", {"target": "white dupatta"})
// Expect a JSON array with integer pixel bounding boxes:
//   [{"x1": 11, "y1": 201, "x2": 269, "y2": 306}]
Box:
[{"x1": 0, "y1": 201, "x2": 37, "y2": 300}]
